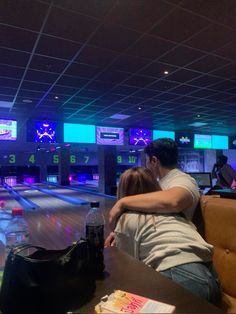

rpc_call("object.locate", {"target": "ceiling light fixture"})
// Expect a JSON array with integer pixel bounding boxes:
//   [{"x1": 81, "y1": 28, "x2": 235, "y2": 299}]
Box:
[
  {"x1": 138, "y1": 107, "x2": 142, "y2": 110},
  {"x1": 54, "y1": 96, "x2": 59, "y2": 100},
  {"x1": 164, "y1": 70, "x2": 169, "y2": 75},
  {"x1": 110, "y1": 114, "x2": 130, "y2": 120},
  {"x1": 22, "y1": 99, "x2": 32, "y2": 103},
  {"x1": 188, "y1": 122, "x2": 208, "y2": 127}
]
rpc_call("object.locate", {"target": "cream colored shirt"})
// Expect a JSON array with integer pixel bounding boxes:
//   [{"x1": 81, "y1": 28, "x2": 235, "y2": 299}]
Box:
[
  {"x1": 159, "y1": 168, "x2": 200, "y2": 220},
  {"x1": 115, "y1": 213, "x2": 213, "y2": 272}
]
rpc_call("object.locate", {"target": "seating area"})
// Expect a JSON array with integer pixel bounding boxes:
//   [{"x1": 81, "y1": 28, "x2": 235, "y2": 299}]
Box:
[{"x1": 199, "y1": 196, "x2": 236, "y2": 313}]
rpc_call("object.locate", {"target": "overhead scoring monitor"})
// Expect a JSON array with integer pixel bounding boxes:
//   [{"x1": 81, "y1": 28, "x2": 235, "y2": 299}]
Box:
[
  {"x1": 96, "y1": 126, "x2": 124, "y2": 145},
  {"x1": 0, "y1": 119, "x2": 17, "y2": 141},
  {"x1": 129, "y1": 128, "x2": 152, "y2": 146}
]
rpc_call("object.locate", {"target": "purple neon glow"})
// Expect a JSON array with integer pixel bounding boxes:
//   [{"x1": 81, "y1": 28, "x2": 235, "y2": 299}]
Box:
[
  {"x1": 96, "y1": 126, "x2": 124, "y2": 145},
  {"x1": 35, "y1": 121, "x2": 57, "y2": 143},
  {"x1": 0, "y1": 119, "x2": 17, "y2": 141},
  {"x1": 4, "y1": 176, "x2": 17, "y2": 186},
  {"x1": 129, "y1": 128, "x2": 152, "y2": 146},
  {"x1": 23, "y1": 176, "x2": 35, "y2": 184}
]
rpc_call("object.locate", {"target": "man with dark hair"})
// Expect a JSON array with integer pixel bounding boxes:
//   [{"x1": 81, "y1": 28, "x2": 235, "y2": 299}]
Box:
[
  {"x1": 108, "y1": 138, "x2": 200, "y2": 230},
  {"x1": 144, "y1": 137, "x2": 178, "y2": 168},
  {"x1": 212, "y1": 154, "x2": 236, "y2": 188}
]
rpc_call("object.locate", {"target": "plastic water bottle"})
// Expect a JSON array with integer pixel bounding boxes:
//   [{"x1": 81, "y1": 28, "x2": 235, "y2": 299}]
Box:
[
  {"x1": 85, "y1": 201, "x2": 105, "y2": 275},
  {"x1": 0, "y1": 210, "x2": 12, "y2": 233},
  {"x1": 5, "y1": 208, "x2": 29, "y2": 259},
  {"x1": 0, "y1": 203, "x2": 12, "y2": 269}
]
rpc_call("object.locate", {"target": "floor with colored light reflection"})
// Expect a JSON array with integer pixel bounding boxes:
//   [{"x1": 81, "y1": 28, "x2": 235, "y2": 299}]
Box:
[{"x1": 0, "y1": 184, "x2": 115, "y2": 251}]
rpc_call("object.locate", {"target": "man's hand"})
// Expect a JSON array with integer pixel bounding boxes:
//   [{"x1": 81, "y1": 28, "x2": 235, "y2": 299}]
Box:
[
  {"x1": 109, "y1": 199, "x2": 124, "y2": 230},
  {"x1": 104, "y1": 232, "x2": 116, "y2": 248}
]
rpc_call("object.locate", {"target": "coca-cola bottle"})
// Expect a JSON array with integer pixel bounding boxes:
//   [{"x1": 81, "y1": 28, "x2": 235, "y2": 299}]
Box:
[{"x1": 85, "y1": 201, "x2": 105, "y2": 275}]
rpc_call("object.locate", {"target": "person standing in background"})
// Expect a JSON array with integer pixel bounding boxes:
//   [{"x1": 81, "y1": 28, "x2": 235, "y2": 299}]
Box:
[{"x1": 212, "y1": 155, "x2": 236, "y2": 188}]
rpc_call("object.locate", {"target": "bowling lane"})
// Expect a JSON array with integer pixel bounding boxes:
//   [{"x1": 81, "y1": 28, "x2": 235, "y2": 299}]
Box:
[
  {"x1": 31, "y1": 183, "x2": 116, "y2": 211},
  {"x1": 2, "y1": 184, "x2": 116, "y2": 250},
  {"x1": 19, "y1": 184, "x2": 116, "y2": 250},
  {"x1": 0, "y1": 186, "x2": 22, "y2": 209},
  {"x1": 11, "y1": 184, "x2": 81, "y2": 210}
]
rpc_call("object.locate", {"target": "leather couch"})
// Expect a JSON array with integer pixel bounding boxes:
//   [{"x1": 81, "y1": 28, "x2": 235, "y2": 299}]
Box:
[{"x1": 199, "y1": 196, "x2": 236, "y2": 313}]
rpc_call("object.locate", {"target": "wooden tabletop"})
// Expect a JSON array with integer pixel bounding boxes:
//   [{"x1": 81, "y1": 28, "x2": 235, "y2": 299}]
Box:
[{"x1": 78, "y1": 247, "x2": 223, "y2": 314}]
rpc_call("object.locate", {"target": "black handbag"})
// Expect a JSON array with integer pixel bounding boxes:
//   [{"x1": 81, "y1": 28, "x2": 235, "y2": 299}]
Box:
[{"x1": 0, "y1": 240, "x2": 99, "y2": 314}]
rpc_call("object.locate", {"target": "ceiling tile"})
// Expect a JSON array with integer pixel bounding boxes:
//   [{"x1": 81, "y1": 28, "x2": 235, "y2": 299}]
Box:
[
  {"x1": 181, "y1": 0, "x2": 228, "y2": 20},
  {"x1": 124, "y1": 75, "x2": 154, "y2": 88},
  {"x1": 0, "y1": 47, "x2": 30, "y2": 67},
  {"x1": 0, "y1": 77, "x2": 20, "y2": 88},
  {"x1": 127, "y1": 35, "x2": 174, "y2": 59},
  {"x1": 133, "y1": 89, "x2": 160, "y2": 98},
  {"x1": 187, "y1": 54, "x2": 231, "y2": 73},
  {"x1": 105, "y1": 0, "x2": 172, "y2": 32},
  {"x1": 209, "y1": 80, "x2": 236, "y2": 91},
  {"x1": 206, "y1": 92, "x2": 232, "y2": 101},
  {"x1": 156, "y1": 93, "x2": 179, "y2": 101},
  {"x1": 89, "y1": 23, "x2": 140, "y2": 52},
  {"x1": 0, "y1": 95, "x2": 14, "y2": 102},
  {"x1": 170, "y1": 84, "x2": 197, "y2": 95},
  {"x1": 215, "y1": 40, "x2": 236, "y2": 61},
  {"x1": 159, "y1": 46, "x2": 204, "y2": 66},
  {"x1": 68, "y1": 96, "x2": 92, "y2": 104},
  {"x1": 54, "y1": 0, "x2": 115, "y2": 19},
  {"x1": 76, "y1": 46, "x2": 118, "y2": 67},
  {"x1": 95, "y1": 70, "x2": 129, "y2": 83},
  {"x1": 186, "y1": 24, "x2": 235, "y2": 52},
  {"x1": 0, "y1": 24, "x2": 37, "y2": 52},
  {"x1": 21, "y1": 81, "x2": 51, "y2": 92},
  {"x1": 111, "y1": 55, "x2": 149, "y2": 73},
  {"x1": 57, "y1": 75, "x2": 88, "y2": 88},
  {"x1": 29, "y1": 55, "x2": 68, "y2": 73},
  {"x1": 0, "y1": 64, "x2": 24, "y2": 79},
  {"x1": 24, "y1": 70, "x2": 59, "y2": 84},
  {"x1": 165, "y1": 69, "x2": 201, "y2": 83},
  {"x1": 139, "y1": 62, "x2": 177, "y2": 78},
  {"x1": 211, "y1": 62, "x2": 236, "y2": 79},
  {"x1": 110, "y1": 85, "x2": 139, "y2": 95},
  {"x1": 44, "y1": 6, "x2": 99, "y2": 42},
  {"x1": 150, "y1": 7, "x2": 209, "y2": 42},
  {"x1": 0, "y1": 87, "x2": 17, "y2": 96},
  {"x1": 148, "y1": 79, "x2": 179, "y2": 91},
  {"x1": 36, "y1": 35, "x2": 82, "y2": 60},
  {"x1": 188, "y1": 75, "x2": 223, "y2": 88},
  {"x1": 65, "y1": 62, "x2": 101, "y2": 78},
  {"x1": 0, "y1": 0, "x2": 49, "y2": 31},
  {"x1": 18, "y1": 90, "x2": 46, "y2": 99}
]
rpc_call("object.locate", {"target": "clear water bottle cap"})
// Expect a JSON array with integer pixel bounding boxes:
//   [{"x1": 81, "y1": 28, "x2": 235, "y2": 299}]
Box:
[
  {"x1": 12, "y1": 207, "x2": 23, "y2": 216},
  {"x1": 90, "y1": 201, "x2": 99, "y2": 208}
]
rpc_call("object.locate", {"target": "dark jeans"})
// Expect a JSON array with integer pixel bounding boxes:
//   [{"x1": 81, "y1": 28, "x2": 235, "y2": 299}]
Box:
[{"x1": 160, "y1": 262, "x2": 221, "y2": 305}]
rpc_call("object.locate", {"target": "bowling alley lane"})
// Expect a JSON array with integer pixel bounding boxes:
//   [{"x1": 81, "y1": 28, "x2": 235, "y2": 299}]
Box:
[{"x1": 3, "y1": 183, "x2": 115, "y2": 249}]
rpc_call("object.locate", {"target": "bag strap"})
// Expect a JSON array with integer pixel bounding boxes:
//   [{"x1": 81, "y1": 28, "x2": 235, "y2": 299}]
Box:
[
  {"x1": 12, "y1": 244, "x2": 46, "y2": 255},
  {"x1": 12, "y1": 240, "x2": 87, "y2": 258}
]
